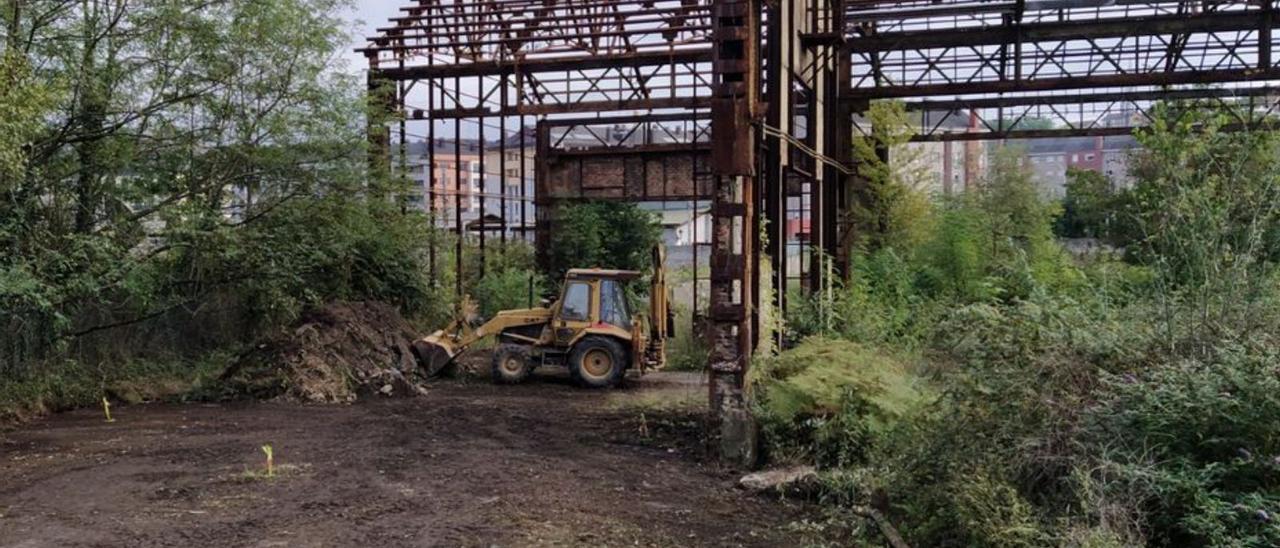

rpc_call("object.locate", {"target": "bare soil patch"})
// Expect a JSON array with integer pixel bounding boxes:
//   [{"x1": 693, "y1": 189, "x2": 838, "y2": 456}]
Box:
[{"x1": 0, "y1": 371, "x2": 817, "y2": 547}]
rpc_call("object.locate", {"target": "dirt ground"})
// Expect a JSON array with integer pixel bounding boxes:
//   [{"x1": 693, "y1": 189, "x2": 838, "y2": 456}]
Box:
[{"x1": 0, "y1": 369, "x2": 820, "y2": 547}]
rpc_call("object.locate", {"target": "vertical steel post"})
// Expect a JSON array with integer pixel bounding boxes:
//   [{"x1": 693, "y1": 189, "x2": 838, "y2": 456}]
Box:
[
  {"x1": 709, "y1": 0, "x2": 762, "y2": 466},
  {"x1": 428, "y1": 75, "x2": 437, "y2": 282},
  {"x1": 479, "y1": 81, "x2": 487, "y2": 281},
  {"x1": 455, "y1": 80, "x2": 464, "y2": 301},
  {"x1": 520, "y1": 114, "x2": 528, "y2": 244},
  {"x1": 500, "y1": 72, "x2": 509, "y2": 246},
  {"x1": 1263, "y1": 0, "x2": 1274, "y2": 71},
  {"x1": 762, "y1": 0, "x2": 789, "y2": 351}
]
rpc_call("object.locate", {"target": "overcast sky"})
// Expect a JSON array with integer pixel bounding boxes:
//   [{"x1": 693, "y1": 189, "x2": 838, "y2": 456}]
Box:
[{"x1": 340, "y1": 1, "x2": 402, "y2": 74}]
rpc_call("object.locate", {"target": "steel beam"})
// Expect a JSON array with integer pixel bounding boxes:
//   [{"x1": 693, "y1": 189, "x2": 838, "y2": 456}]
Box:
[
  {"x1": 372, "y1": 49, "x2": 713, "y2": 80},
  {"x1": 850, "y1": 69, "x2": 1280, "y2": 99},
  {"x1": 846, "y1": 12, "x2": 1263, "y2": 52}
]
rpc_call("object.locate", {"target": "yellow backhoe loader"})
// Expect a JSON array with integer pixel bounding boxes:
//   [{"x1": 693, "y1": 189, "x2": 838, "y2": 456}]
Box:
[{"x1": 412, "y1": 246, "x2": 673, "y2": 388}]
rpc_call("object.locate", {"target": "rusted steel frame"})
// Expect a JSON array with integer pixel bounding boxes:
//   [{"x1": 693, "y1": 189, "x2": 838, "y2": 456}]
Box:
[
  {"x1": 362, "y1": 38, "x2": 711, "y2": 58},
  {"x1": 365, "y1": 1, "x2": 713, "y2": 53},
  {"x1": 373, "y1": 13, "x2": 712, "y2": 40},
  {"x1": 761, "y1": 0, "x2": 786, "y2": 348},
  {"x1": 540, "y1": 112, "x2": 710, "y2": 128},
  {"x1": 454, "y1": 98, "x2": 464, "y2": 301},
  {"x1": 517, "y1": 98, "x2": 711, "y2": 116},
  {"x1": 388, "y1": 0, "x2": 711, "y2": 22},
  {"x1": 427, "y1": 21, "x2": 439, "y2": 283},
  {"x1": 818, "y1": 25, "x2": 842, "y2": 288},
  {"x1": 845, "y1": 12, "x2": 1261, "y2": 50},
  {"x1": 849, "y1": 68, "x2": 1280, "y2": 99},
  {"x1": 912, "y1": 126, "x2": 1137, "y2": 142},
  {"x1": 362, "y1": 26, "x2": 713, "y2": 54},
  {"x1": 546, "y1": 143, "x2": 712, "y2": 157},
  {"x1": 841, "y1": 0, "x2": 1227, "y2": 21},
  {"x1": 520, "y1": 113, "x2": 528, "y2": 242},
  {"x1": 708, "y1": 0, "x2": 761, "y2": 464},
  {"x1": 853, "y1": 39, "x2": 1258, "y2": 77},
  {"x1": 846, "y1": 1, "x2": 1016, "y2": 22},
  {"x1": 508, "y1": 99, "x2": 712, "y2": 118},
  {"x1": 1264, "y1": 0, "x2": 1275, "y2": 70},
  {"x1": 500, "y1": 72, "x2": 509, "y2": 247},
  {"x1": 510, "y1": 74, "x2": 709, "y2": 93},
  {"x1": 915, "y1": 119, "x2": 1280, "y2": 142},
  {"x1": 382, "y1": 10, "x2": 710, "y2": 32},
  {"x1": 428, "y1": 77, "x2": 438, "y2": 280},
  {"x1": 900, "y1": 86, "x2": 1280, "y2": 111},
  {"x1": 478, "y1": 77, "x2": 488, "y2": 280},
  {"x1": 372, "y1": 49, "x2": 713, "y2": 80}
]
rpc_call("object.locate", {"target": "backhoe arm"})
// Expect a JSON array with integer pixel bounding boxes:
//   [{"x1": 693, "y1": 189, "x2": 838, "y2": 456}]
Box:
[{"x1": 411, "y1": 312, "x2": 551, "y2": 376}]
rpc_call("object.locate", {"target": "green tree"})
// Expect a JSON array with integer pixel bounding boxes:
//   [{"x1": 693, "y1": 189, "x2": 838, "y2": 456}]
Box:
[
  {"x1": 1124, "y1": 103, "x2": 1280, "y2": 348},
  {"x1": 1057, "y1": 168, "x2": 1118, "y2": 239},
  {"x1": 851, "y1": 101, "x2": 935, "y2": 253},
  {"x1": 544, "y1": 202, "x2": 661, "y2": 281},
  {"x1": 1, "y1": 1, "x2": 444, "y2": 403}
]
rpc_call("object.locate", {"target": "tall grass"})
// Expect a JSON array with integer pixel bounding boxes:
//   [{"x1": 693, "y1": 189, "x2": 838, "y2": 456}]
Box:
[{"x1": 759, "y1": 103, "x2": 1280, "y2": 547}]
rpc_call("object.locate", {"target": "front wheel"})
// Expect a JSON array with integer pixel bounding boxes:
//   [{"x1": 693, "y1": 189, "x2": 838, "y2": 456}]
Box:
[
  {"x1": 568, "y1": 337, "x2": 627, "y2": 389},
  {"x1": 491, "y1": 344, "x2": 532, "y2": 384}
]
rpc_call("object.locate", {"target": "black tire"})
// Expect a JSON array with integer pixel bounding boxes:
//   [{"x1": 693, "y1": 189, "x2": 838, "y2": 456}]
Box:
[
  {"x1": 491, "y1": 344, "x2": 532, "y2": 385},
  {"x1": 568, "y1": 336, "x2": 627, "y2": 389}
]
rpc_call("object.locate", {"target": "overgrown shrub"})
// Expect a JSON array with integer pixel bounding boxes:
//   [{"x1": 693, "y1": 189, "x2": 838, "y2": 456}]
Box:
[
  {"x1": 0, "y1": 1, "x2": 447, "y2": 420},
  {"x1": 665, "y1": 302, "x2": 709, "y2": 371},
  {"x1": 765, "y1": 104, "x2": 1280, "y2": 547},
  {"x1": 1083, "y1": 346, "x2": 1280, "y2": 547},
  {"x1": 1057, "y1": 168, "x2": 1122, "y2": 240},
  {"x1": 473, "y1": 267, "x2": 547, "y2": 319},
  {"x1": 752, "y1": 338, "x2": 929, "y2": 468},
  {"x1": 544, "y1": 202, "x2": 662, "y2": 280}
]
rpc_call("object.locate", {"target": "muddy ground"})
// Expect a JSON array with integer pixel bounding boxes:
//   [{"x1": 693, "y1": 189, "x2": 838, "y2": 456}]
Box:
[{"x1": 0, "y1": 369, "x2": 824, "y2": 547}]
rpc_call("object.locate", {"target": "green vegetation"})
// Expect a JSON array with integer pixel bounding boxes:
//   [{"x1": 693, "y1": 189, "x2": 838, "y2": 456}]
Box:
[
  {"x1": 666, "y1": 302, "x2": 709, "y2": 371},
  {"x1": 0, "y1": 1, "x2": 446, "y2": 419},
  {"x1": 262, "y1": 444, "x2": 276, "y2": 478},
  {"x1": 761, "y1": 102, "x2": 1280, "y2": 547},
  {"x1": 544, "y1": 202, "x2": 663, "y2": 280}
]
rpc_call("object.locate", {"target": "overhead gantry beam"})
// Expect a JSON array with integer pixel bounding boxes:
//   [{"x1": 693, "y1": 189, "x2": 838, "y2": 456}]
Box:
[{"x1": 841, "y1": 0, "x2": 1280, "y2": 140}]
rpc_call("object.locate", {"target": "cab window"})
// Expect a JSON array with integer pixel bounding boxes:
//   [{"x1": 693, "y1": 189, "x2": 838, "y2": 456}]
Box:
[
  {"x1": 600, "y1": 280, "x2": 632, "y2": 329},
  {"x1": 561, "y1": 282, "x2": 592, "y2": 322}
]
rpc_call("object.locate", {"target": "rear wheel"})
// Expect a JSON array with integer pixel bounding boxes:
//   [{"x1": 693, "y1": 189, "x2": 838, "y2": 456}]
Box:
[
  {"x1": 491, "y1": 344, "x2": 532, "y2": 384},
  {"x1": 569, "y1": 337, "x2": 627, "y2": 389}
]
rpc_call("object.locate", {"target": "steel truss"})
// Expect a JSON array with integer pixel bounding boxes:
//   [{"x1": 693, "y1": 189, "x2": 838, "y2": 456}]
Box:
[
  {"x1": 365, "y1": 0, "x2": 1280, "y2": 449},
  {"x1": 842, "y1": 0, "x2": 1279, "y2": 140}
]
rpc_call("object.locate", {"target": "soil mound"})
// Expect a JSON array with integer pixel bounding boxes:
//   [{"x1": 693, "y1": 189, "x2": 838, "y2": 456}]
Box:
[{"x1": 220, "y1": 302, "x2": 428, "y2": 403}]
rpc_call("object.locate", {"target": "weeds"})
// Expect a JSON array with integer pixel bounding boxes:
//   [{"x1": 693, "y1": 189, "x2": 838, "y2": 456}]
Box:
[
  {"x1": 261, "y1": 445, "x2": 275, "y2": 478},
  {"x1": 756, "y1": 104, "x2": 1280, "y2": 547},
  {"x1": 101, "y1": 397, "x2": 114, "y2": 423}
]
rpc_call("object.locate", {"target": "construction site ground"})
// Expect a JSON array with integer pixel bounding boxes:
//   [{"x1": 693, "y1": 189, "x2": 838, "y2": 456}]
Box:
[{"x1": 0, "y1": 366, "x2": 820, "y2": 547}]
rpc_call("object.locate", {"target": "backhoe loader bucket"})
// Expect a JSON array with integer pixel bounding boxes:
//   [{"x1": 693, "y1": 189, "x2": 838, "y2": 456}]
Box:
[{"x1": 411, "y1": 334, "x2": 459, "y2": 378}]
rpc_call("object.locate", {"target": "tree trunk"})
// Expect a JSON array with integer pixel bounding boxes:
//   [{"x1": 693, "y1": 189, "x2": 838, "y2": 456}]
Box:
[{"x1": 74, "y1": 0, "x2": 105, "y2": 233}]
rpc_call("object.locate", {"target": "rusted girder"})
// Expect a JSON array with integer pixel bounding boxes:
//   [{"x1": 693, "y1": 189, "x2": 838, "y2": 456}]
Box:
[
  {"x1": 849, "y1": 69, "x2": 1280, "y2": 99},
  {"x1": 846, "y1": 11, "x2": 1265, "y2": 52},
  {"x1": 372, "y1": 49, "x2": 713, "y2": 80}
]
